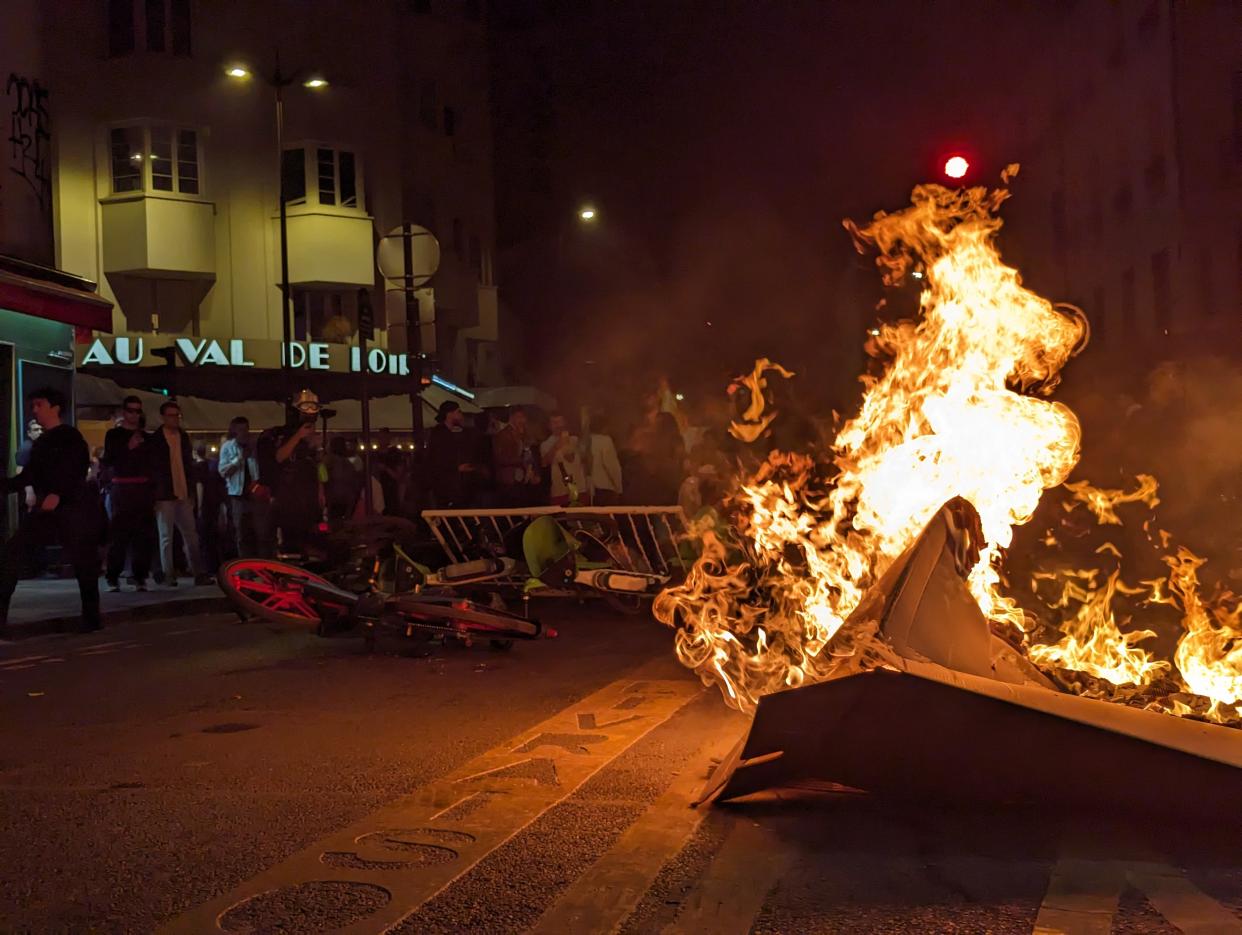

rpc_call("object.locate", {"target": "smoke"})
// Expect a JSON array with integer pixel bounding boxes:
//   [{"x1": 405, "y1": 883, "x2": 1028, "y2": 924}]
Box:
[{"x1": 525, "y1": 192, "x2": 876, "y2": 427}]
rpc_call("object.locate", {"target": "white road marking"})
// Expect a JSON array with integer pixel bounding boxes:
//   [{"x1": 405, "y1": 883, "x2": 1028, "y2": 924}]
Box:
[
  {"x1": 1033, "y1": 857, "x2": 1125, "y2": 935},
  {"x1": 1033, "y1": 857, "x2": 1242, "y2": 935},
  {"x1": 530, "y1": 720, "x2": 742, "y2": 935},
  {"x1": 661, "y1": 819, "x2": 793, "y2": 935},
  {"x1": 1127, "y1": 863, "x2": 1242, "y2": 934},
  {"x1": 429, "y1": 791, "x2": 480, "y2": 821},
  {"x1": 0, "y1": 654, "x2": 55, "y2": 668},
  {"x1": 160, "y1": 671, "x2": 702, "y2": 935}
]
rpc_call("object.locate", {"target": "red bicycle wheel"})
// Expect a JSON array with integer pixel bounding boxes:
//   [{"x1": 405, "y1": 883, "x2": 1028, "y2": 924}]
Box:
[{"x1": 218, "y1": 558, "x2": 340, "y2": 627}]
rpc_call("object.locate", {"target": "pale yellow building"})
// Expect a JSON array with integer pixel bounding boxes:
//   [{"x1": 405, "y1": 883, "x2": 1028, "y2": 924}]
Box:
[{"x1": 46, "y1": 0, "x2": 506, "y2": 404}]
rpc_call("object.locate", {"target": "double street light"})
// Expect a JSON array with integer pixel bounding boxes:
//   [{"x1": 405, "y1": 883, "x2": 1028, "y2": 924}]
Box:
[{"x1": 225, "y1": 60, "x2": 329, "y2": 394}]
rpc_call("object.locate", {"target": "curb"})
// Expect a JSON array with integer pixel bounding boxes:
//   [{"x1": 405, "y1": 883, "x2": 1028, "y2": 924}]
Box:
[{"x1": 7, "y1": 594, "x2": 234, "y2": 641}]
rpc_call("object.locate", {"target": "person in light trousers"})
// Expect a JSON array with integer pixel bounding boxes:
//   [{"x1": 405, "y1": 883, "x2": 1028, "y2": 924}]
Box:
[
  {"x1": 218, "y1": 415, "x2": 271, "y2": 557},
  {"x1": 148, "y1": 400, "x2": 211, "y2": 587}
]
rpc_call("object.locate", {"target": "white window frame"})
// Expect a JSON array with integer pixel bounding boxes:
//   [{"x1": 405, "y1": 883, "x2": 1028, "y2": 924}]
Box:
[
  {"x1": 283, "y1": 142, "x2": 365, "y2": 214},
  {"x1": 106, "y1": 122, "x2": 204, "y2": 198}
]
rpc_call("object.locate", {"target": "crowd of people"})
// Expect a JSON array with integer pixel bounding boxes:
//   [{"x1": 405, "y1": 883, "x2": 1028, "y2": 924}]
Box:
[{"x1": 0, "y1": 383, "x2": 731, "y2": 637}]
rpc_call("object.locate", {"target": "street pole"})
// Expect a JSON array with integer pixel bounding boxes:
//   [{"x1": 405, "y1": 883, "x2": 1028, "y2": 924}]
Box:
[
  {"x1": 275, "y1": 78, "x2": 294, "y2": 397},
  {"x1": 357, "y1": 288, "x2": 374, "y2": 514},
  {"x1": 402, "y1": 223, "x2": 424, "y2": 446}
]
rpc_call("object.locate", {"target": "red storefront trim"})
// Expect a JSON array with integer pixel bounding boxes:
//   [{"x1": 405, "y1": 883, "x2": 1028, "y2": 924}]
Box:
[{"x1": 0, "y1": 269, "x2": 112, "y2": 332}]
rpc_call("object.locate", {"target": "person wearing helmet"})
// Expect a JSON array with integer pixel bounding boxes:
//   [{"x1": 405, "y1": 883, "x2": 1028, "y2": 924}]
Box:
[{"x1": 256, "y1": 389, "x2": 324, "y2": 555}]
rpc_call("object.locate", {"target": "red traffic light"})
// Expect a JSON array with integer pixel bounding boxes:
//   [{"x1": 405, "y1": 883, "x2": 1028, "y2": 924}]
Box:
[{"x1": 943, "y1": 155, "x2": 969, "y2": 180}]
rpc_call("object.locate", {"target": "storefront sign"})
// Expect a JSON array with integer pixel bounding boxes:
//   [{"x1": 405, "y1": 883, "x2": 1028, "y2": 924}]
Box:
[{"x1": 79, "y1": 336, "x2": 410, "y2": 376}]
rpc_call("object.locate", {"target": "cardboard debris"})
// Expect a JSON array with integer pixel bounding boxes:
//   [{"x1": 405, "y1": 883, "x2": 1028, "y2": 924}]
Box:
[{"x1": 700, "y1": 499, "x2": 1242, "y2": 815}]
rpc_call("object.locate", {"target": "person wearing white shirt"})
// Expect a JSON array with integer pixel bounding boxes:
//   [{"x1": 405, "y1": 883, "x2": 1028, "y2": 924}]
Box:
[
  {"x1": 539, "y1": 412, "x2": 587, "y2": 507},
  {"x1": 587, "y1": 430, "x2": 623, "y2": 505}
]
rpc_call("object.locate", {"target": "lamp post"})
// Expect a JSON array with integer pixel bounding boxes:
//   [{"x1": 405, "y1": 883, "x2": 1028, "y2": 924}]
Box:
[{"x1": 226, "y1": 59, "x2": 328, "y2": 396}]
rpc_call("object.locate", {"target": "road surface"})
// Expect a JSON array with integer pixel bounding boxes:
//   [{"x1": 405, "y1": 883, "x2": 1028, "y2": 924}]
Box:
[{"x1": 2, "y1": 604, "x2": 1241, "y2": 934}]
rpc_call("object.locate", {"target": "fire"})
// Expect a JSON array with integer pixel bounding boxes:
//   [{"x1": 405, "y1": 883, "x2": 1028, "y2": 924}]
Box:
[
  {"x1": 657, "y1": 170, "x2": 1088, "y2": 712},
  {"x1": 1168, "y1": 548, "x2": 1242, "y2": 719},
  {"x1": 1063, "y1": 474, "x2": 1160, "y2": 525},
  {"x1": 1027, "y1": 570, "x2": 1170, "y2": 688}
]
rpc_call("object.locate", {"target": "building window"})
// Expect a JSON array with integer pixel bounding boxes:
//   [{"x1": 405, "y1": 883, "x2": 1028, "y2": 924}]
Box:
[
  {"x1": 1121, "y1": 267, "x2": 1136, "y2": 330},
  {"x1": 107, "y1": 0, "x2": 190, "y2": 57},
  {"x1": 107, "y1": 0, "x2": 135, "y2": 56},
  {"x1": 170, "y1": 0, "x2": 190, "y2": 54},
  {"x1": 145, "y1": 0, "x2": 165, "y2": 51},
  {"x1": 109, "y1": 127, "x2": 144, "y2": 192},
  {"x1": 292, "y1": 289, "x2": 357, "y2": 342},
  {"x1": 283, "y1": 145, "x2": 361, "y2": 210},
  {"x1": 108, "y1": 124, "x2": 200, "y2": 196},
  {"x1": 1151, "y1": 249, "x2": 1171, "y2": 331}
]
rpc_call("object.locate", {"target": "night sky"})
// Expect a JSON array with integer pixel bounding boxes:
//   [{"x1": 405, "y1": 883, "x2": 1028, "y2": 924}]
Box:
[{"x1": 499, "y1": 0, "x2": 1047, "y2": 411}]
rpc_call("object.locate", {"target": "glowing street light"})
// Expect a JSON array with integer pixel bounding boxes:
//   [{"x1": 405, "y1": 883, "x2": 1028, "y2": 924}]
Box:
[
  {"x1": 578, "y1": 205, "x2": 597, "y2": 222},
  {"x1": 224, "y1": 56, "x2": 327, "y2": 392},
  {"x1": 943, "y1": 155, "x2": 969, "y2": 180}
]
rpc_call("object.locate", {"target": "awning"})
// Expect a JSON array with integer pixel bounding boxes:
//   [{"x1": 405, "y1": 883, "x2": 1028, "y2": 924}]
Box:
[
  {"x1": 0, "y1": 267, "x2": 112, "y2": 332},
  {"x1": 75, "y1": 373, "x2": 480, "y2": 433}
]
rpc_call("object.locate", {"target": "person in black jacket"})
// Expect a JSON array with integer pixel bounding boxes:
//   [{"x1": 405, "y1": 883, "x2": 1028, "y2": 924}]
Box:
[
  {"x1": 426, "y1": 401, "x2": 483, "y2": 508},
  {"x1": 0, "y1": 387, "x2": 102, "y2": 635},
  {"x1": 101, "y1": 396, "x2": 154, "y2": 591}
]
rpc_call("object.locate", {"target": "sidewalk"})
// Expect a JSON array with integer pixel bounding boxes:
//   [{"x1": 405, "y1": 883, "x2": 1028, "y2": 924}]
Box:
[{"x1": 4, "y1": 578, "x2": 231, "y2": 639}]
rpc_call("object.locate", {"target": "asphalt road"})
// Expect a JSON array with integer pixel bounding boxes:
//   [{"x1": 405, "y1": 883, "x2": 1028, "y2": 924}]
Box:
[{"x1": 3, "y1": 604, "x2": 1242, "y2": 934}]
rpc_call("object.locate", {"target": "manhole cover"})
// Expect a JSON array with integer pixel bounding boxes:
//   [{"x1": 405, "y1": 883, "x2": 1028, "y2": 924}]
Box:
[
  {"x1": 202, "y1": 723, "x2": 260, "y2": 734},
  {"x1": 219, "y1": 881, "x2": 389, "y2": 934}
]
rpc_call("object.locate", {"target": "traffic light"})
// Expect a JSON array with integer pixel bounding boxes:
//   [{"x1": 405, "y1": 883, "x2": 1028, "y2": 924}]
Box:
[{"x1": 943, "y1": 155, "x2": 969, "y2": 180}]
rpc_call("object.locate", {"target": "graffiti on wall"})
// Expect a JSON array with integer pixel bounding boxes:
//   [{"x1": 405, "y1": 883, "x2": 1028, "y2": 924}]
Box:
[{"x1": 5, "y1": 73, "x2": 51, "y2": 213}]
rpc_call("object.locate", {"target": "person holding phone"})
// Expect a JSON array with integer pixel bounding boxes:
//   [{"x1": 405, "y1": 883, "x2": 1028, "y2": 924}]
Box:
[
  {"x1": 540, "y1": 412, "x2": 587, "y2": 507},
  {"x1": 257, "y1": 390, "x2": 323, "y2": 555}
]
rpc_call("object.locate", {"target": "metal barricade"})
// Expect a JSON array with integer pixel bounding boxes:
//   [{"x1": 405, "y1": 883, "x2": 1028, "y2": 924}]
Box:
[{"x1": 421, "y1": 505, "x2": 691, "y2": 592}]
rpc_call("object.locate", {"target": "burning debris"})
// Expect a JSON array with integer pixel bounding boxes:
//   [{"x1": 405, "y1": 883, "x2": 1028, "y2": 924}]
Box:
[
  {"x1": 656, "y1": 167, "x2": 1242, "y2": 755},
  {"x1": 695, "y1": 499, "x2": 1242, "y2": 812}
]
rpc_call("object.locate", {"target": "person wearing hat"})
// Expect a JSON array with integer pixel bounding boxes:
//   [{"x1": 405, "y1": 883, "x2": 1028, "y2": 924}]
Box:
[
  {"x1": 427, "y1": 400, "x2": 484, "y2": 508},
  {"x1": 256, "y1": 389, "x2": 324, "y2": 554}
]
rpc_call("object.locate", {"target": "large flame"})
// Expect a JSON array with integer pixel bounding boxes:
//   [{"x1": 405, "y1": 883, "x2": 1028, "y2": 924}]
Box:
[
  {"x1": 1168, "y1": 549, "x2": 1242, "y2": 719},
  {"x1": 1027, "y1": 569, "x2": 1170, "y2": 688},
  {"x1": 657, "y1": 172, "x2": 1088, "y2": 712},
  {"x1": 659, "y1": 169, "x2": 1242, "y2": 726}
]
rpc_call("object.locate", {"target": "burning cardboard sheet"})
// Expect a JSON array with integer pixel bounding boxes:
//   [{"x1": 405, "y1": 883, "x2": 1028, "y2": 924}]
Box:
[{"x1": 700, "y1": 500, "x2": 1242, "y2": 813}]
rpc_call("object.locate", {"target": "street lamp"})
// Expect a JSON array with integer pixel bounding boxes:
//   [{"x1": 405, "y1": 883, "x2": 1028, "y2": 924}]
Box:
[
  {"x1": 226, "y1": 58, "x2": 328, "y2": 393},
  {"x1": 578, "y1": 205, "x2": 597, "y2": 223}
]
